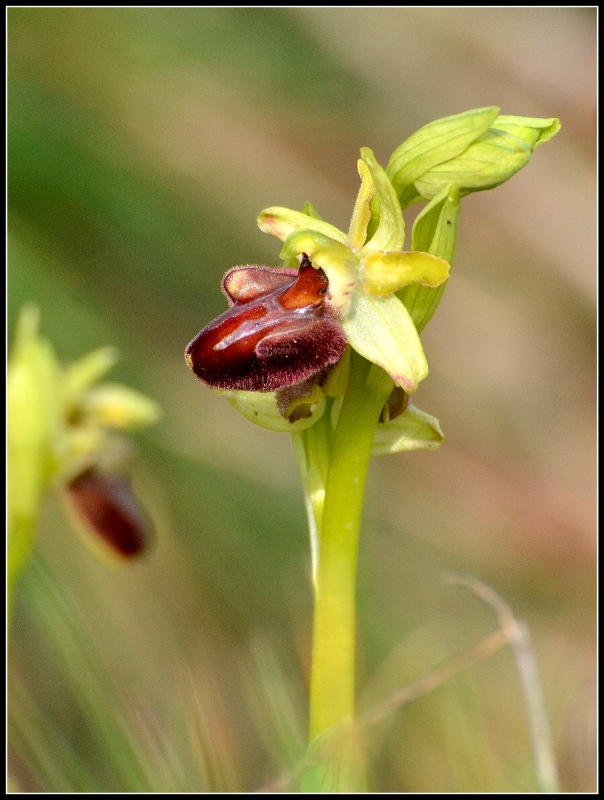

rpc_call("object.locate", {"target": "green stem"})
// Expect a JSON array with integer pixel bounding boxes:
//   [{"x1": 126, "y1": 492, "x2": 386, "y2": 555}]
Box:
[{"x1": 309, "y1": 351, "x2": 393, "y2": 741}]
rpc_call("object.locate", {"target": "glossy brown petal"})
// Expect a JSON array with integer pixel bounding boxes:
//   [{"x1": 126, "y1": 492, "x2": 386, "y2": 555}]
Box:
[
  {"x1": 185, "y1": 257, "x2": 348, "y2": 392},
  {"x1": 222, "y1": 265, "x2": 296, "y2": 306},
  {"x1": 67, "y1": 468, "x2": 150, "y2": 558}
]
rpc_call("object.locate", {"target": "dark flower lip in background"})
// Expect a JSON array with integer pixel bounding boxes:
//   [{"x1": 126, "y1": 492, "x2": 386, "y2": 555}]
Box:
[
  {"x1": 185, "y1": 255, "x2": 347, "y2": 393},
  {"x1": 66, "y1": 468, "x2": 151, "y2": 559}
]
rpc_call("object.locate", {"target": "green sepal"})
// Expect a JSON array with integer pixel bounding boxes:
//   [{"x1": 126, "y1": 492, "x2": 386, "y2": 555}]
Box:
[
  {"x1": 386, "y1": 106, "x2": 500, "y2": 208},
  {"x1": 372, "y1": 403, "x2": 443, "y2": 455},
  {"x1": 361, "y1": 250, "x2": 449, "y2": 296},
  {"x1": 359, "y1": 147, "x2": 405, "y2": 253},
  {"x1": 223, "y1": 388, "x2": 326, "y2": 432},
  {"x1": 400, "y1": 185, "x2": 460, "y2": 333},
  {"x1": 340, "y1": 293, "x2": 428, "y2": 393},
  {"x1": 258, "y1": 206, "x2": 347, "y2": 245},
  {"x1": 413, "y1": 127, "x2": 531, "y2": 200}
]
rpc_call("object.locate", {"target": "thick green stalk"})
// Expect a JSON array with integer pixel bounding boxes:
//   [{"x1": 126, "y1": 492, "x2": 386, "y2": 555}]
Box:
[{"x1": 309, "y1": 351, "x2": 393, "y2": 741}]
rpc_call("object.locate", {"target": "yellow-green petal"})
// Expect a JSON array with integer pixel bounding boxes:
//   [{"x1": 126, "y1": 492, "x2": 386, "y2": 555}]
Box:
[
  {"x1": 258, "y1": 207, "x2": 347, "y2": 245},
  {"x1": 347, "y1": 160, "x2": 375, "y2": 253},
  {"x1": 341, "y1": 293, "x2": 428, "y2": 393},
  {"x1": 372, "y1": 403, "x2": 443, "y2": 455},
  {"x1": 362, "y1": 251, "x2": 449, "y2": 296},
  {"x1": 359, "y1": 147, "x2": 405, "y2": 254}
]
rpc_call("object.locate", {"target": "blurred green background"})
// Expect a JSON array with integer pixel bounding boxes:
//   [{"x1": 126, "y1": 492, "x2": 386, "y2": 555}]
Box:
[{"x1": 8, "y1": 8, "x2": 595, "y2": 792}]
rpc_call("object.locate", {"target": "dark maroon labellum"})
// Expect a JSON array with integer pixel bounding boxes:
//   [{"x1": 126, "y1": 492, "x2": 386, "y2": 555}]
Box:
[
  {"x1": 185, "y1": 256, "x2": 348, "y2": 392},
  {"x1": 67, "y1": 469, "x2": 150, "y2": 558}
]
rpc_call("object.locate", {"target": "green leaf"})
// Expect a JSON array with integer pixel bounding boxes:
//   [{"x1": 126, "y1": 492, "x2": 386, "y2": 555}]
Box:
[
  {"x1": 372, "y1": 403, "x2": 443, "y2": 455},
  {"x1": 341, "y1": 293, "x2": 428, "y2": 393},
  {"x1": 387, "y1": 106, "x2": 500, "y2": 208},
  {"x1": 361, "y1": 251, "x2": 449, "y2": 296},
  {"x1": 359, "y1": 147, "x2": 405, "y2": 253},
  {"x1": 258, "y1": 207, "x2": 347, "y2": 244}
]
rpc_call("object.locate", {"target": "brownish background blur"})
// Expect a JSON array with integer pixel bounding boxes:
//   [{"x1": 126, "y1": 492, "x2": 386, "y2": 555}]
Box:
[{"x1": 8, "y1": 8, "x2": 595, "y2": 792}]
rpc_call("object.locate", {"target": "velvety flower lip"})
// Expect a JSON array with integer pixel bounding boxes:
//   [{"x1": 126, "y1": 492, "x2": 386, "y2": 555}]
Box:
[{"x1": 185, "y1": 256, "x2": 348, "y2": 392}]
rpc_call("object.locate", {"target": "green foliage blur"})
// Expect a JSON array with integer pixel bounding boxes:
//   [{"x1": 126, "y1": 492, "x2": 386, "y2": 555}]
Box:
[{"x1": 8, "y1": 8, "x2": 596, "y2": 792}]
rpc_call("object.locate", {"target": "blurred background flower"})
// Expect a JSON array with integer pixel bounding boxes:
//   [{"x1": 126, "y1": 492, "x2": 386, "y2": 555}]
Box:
[{"x1": 8, "y1": 8, "x2": 595, "y2": 792}]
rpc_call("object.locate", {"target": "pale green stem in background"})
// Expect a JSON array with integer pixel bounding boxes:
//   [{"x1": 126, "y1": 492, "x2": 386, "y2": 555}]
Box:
[{"x1": 291, "y1": 409, "x2": 332, "y2": 587}]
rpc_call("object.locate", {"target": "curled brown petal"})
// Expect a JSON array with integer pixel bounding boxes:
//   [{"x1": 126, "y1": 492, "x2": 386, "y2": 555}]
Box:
[{"x1": 185, "y1": 257, "x2": 347, "y2": 392}]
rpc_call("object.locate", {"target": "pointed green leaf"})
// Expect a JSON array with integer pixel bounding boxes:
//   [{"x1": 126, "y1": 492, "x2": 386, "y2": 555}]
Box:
[
  {"x1": 493, "y1": 115, "x2": 561, "y2": 149},
  {"x1": 359, "y1": 147, "x2": 405, "y2": 253},
  {"x1": 347, "y1": 160, "x2": 375, "y2": 253},
  {"x1": 413, "y1": 128, "x2": 530, "y2": 200},
  {"x1": 387, "y1": 107, "x2": 500, "y2": 208},
  {"x1": 400, "y1": 185, "x2": 460, "y2": 333},
  {"x1": 341, "y1": 293, "x2": 428, "y2": 393},
  {"x1": 362, "y1": 251, "x2": 449, "y2": 296},
  {"x1": 258, "y1": 207, "x2": 347, "y2": 244},
  {"x1": 372, "y1": 403, "x2": 444, "y2": 455}
]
